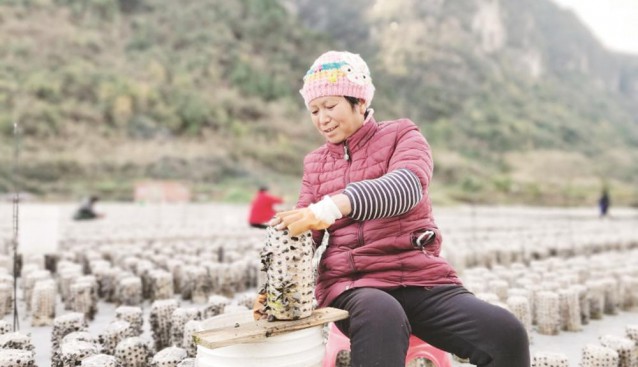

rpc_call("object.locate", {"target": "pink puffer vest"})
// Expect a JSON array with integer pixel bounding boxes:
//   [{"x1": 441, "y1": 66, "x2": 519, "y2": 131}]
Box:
[{"x1": 297, "y1": 114, "x2": 462, "y2": 307}]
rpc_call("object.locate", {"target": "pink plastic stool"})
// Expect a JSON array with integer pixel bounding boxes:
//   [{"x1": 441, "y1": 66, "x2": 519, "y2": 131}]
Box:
[{"x1": 323, "y1": 322, "x2": 452, "y2": 367}]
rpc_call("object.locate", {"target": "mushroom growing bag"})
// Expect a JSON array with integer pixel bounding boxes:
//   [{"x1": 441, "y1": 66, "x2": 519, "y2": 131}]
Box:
[{"x1": 260, "y1": 227, "x2": 314, "y2": 320}]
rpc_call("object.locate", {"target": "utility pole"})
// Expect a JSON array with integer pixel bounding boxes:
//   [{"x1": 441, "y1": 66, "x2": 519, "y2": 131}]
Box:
[{"x1": 11, "y1": 120, "x2": 21, "y2": 331}]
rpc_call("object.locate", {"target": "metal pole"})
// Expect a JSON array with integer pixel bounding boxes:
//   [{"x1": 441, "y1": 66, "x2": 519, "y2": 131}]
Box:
[{"x1": 11, "y1": 121, "x2": 21, "y2": 331}]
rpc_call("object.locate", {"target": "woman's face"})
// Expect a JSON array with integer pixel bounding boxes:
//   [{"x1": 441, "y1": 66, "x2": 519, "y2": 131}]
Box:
[{"x1": 308, "y1": 96, "x2": 366, "y2": 144}]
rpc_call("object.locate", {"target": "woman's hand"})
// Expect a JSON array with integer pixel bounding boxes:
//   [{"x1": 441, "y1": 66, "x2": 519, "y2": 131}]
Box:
[
  {"x1": 269, "y1": 195, "x2": 347, "y2": 236},
  {"x1": 271, "y1": 207, "x2": 332, "y2": 236}
]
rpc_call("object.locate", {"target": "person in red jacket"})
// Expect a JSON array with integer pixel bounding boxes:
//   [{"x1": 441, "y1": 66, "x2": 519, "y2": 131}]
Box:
[
  {"x1": 256, "y1": 51, "x2": 530, "y2": 367},
  {"x1": 248, "y1": 186, "x2": 283, "y2": 229}
]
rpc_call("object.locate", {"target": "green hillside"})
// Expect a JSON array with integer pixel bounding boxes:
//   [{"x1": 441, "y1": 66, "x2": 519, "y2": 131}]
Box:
[{"x1": 1, "y1": 0, "x2": 637, "y2": 206}]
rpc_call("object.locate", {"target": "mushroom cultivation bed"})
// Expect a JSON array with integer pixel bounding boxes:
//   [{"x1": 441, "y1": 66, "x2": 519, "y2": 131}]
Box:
[{"x1": 0, "y1": 203, "x2": 637, "y2": 366}]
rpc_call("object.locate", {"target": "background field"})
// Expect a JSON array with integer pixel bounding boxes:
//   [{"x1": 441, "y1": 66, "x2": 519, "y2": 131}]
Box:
[{"x1": 1, "y1": 0, "x2": 638, "y2": 206}]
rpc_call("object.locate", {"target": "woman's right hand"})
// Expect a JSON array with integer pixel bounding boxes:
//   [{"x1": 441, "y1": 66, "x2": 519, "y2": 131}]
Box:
[{"x1": 252, "y1": 293, "x2": 267, "y2": 321}]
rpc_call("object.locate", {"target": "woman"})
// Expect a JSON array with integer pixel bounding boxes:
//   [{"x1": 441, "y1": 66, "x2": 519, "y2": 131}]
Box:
[{"x1": 263, "y1": 51, "x2": 530, "y2": 367}]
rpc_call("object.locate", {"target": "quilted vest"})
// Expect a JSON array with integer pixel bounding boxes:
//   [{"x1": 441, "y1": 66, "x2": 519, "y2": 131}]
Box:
[{"x1": 297, "y1": 114, "x2": 462, "y2": 307}]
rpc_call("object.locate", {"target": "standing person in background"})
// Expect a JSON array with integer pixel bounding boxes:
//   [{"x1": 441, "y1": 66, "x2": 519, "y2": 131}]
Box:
[
  {"x1": 599, "y1": 188, "x2": 610, "y2": 218},
  {"x1": 248, "y1": 186, "x2": 283, "y2": 229},
  {"x1": 259, "y1": 51, "x2": 529, "y2": 366},
  {"x1": 72, "y1": 195, "x2": 103, "y2": 221}
]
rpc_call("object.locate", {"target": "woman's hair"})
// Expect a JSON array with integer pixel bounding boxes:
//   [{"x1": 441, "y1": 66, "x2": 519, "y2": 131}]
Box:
[
  {"x1": 344, "y1": 96, "x2": 361, "y2": 109},
  {"x1": 344, "y1": 96, "x2": 369, "y2": 118}
]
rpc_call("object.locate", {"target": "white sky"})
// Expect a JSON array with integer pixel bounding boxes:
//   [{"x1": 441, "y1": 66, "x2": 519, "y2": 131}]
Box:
[{"x1": 550, "y1": 0, "x2": 638, "y2": 55}]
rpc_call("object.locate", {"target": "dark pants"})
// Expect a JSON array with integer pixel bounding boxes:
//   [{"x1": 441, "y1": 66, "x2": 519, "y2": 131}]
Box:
[{"x1": 330, "y1": 285, "x2": 530, "y2": 367}]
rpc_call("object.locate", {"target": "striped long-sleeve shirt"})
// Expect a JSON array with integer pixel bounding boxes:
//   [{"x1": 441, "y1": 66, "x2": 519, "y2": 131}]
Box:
[{"x1": 343, "y1": 168, "x2": 423, "y2": 221}]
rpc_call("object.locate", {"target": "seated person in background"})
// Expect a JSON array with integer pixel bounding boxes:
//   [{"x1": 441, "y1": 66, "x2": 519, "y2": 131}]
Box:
[
  {"x1": 248, "y1": 186, "x2": 283, "y2": 229},
  {"x1": 73, "y1": 196, "x2": 103, "y2": 221}
]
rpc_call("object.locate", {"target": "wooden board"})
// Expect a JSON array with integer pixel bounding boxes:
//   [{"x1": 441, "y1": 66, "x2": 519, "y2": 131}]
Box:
[{"x1": 193, "y1": 307, "x2": 349, "y2": 349}]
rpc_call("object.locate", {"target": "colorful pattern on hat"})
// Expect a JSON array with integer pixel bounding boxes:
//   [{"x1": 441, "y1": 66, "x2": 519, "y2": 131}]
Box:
[{"x1": 300, "y1": 51, "x2": 375, "y2": 107}]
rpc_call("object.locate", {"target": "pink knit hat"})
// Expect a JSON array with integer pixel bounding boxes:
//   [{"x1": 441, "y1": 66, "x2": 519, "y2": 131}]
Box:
[{"x1": 300, "y1": 51, "x2": 375, "y2": 107}]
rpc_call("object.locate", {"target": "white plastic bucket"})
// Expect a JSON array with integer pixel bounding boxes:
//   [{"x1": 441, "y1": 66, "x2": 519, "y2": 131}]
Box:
[{"x1": 196, "y1": 311, "x2": 325, "y2": 367}]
